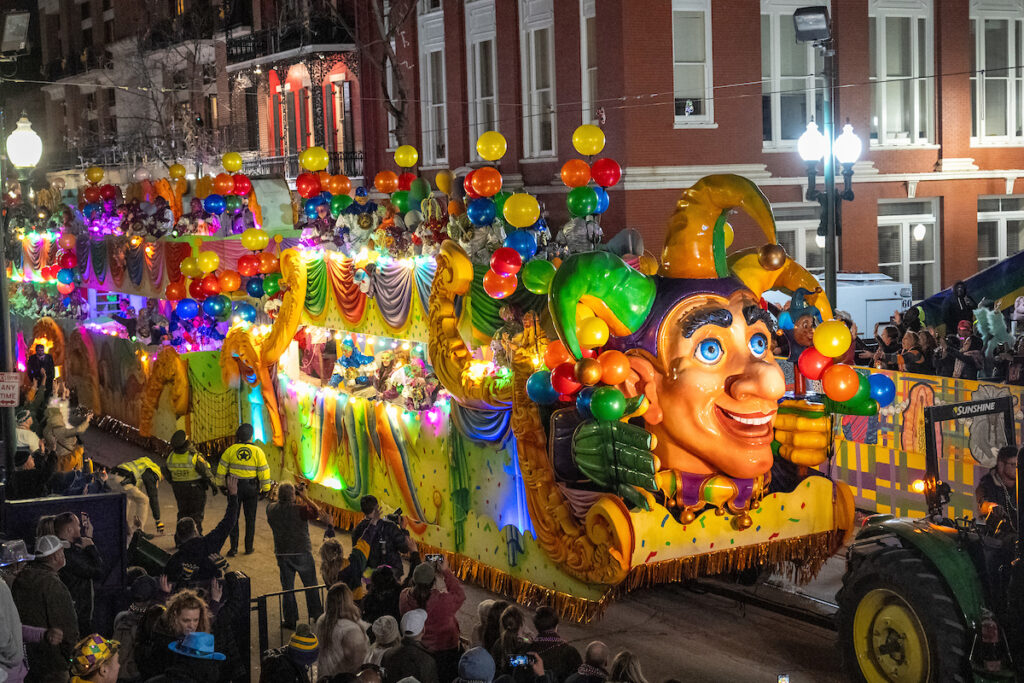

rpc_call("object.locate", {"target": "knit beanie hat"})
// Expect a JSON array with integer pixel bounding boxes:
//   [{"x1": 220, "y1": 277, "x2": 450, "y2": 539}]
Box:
[
  {"x1": 371, "y1": 615, "x2": 400, "y2": 647},
  {"x1": 287, "y1": 624, "x2": 319, "y2": 667}
]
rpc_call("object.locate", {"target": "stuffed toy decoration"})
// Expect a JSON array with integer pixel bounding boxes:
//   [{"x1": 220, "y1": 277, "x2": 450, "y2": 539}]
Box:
[{"x1": 974, "y1": 305, "x2": 1014, "y2": 357}]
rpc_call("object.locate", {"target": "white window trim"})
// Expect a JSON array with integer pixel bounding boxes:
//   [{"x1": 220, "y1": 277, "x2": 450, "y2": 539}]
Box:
[
  {"x1": 977, "y1": 197, "x2": 1024, "y2": 265},
  {"x1": 868, "y1": 0, "x2": 935, "y2": 148},
  {"x1": 418, "y1": 8, "x2": 447, "y2": 165},
  {"x1": 777, "y1": 219, "x2": 826, "y2": 273},
  {"x1": 672, "y1": 0, "x2": 715, "y2": 128},
  {"x1": 580, "y1": 0, "x2": 596, "y2": 125},
  {"x1": 466, "y1": 0, "x2": 498, "y2": 160},
  {"x1": 519, "y1": 0, "x2": 557, "y2": 159},
  {"x1": 969, "y1": 2, "x2": 1024, "y2": 146},
  {"x1": 877, "y1": 204, "x2": 941, "y2": 299}
]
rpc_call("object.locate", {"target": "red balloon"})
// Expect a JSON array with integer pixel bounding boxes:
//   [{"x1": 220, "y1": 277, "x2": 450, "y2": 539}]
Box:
[
  {"x1": 232, "y1": 174, "x2": 252, "y2": 196},
  {"x1": 58, "y1": 252, "x2": 77, "y2": 269},
  {"x1": 550, "y1": 362, "x2": 582, "y2": 395},
  {"x1": 166, "y1": 280, "x2": 186, "y2": 300},
  {"x1": 258, "y1": 252, "x2": 279, "y2": 274},
  {"x1": 296, "y1": 172, "x2": 321, "y2": 199},
  {"x1": 99, "y1": 184, "x2": 117, "y2": 201},
  {"x1": 822, "y1": 364, "x2": 860, "y2": 402},
  {"x1": 83, "y1": 186, "x2": 102, "y2": 204},
  {"x1": 797, "y1": 347, "x2": 833, "y2": 381},
  {"x1": 398, "y1": 172, "x2": 417, "y2": 192},
  {"x1": 188, "y1": 279, "x2": 206, "y2": 301},
  {"x1": 490, "y1": 247, "x2": 522, "y2": 276},
  {"x1": 591, "y1": 158, "x2": 622, "y2": 188},
  {"x1": 237, "y1": 254, "x2": 261, "y2": 277},
  {"x1": 214, "y1": 173, "x2": 235, "y2": 195},
  {"x1": 201, "y1": 273, "x2": 221, "y2": 296},
  {"x1": 463, "y1": 171, "x2": 481, "y2": 199},
  {"x1": 40, "y1": 266, "x2": 54, "y2": 281}
]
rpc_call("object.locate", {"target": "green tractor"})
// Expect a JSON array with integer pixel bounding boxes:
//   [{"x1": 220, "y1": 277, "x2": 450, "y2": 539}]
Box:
[{"x1": 837, "y1": 396, "x2": 1023, "y2": 682}]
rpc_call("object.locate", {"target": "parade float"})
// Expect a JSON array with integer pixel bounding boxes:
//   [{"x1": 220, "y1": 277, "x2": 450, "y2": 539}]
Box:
[{"x1": 11, "y1": 130, "x2": 1023, "y2": 621}]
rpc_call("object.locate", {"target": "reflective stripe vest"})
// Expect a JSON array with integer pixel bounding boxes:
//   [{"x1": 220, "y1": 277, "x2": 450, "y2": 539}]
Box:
[
  {"x1": 120, "y1": 456, "x2": 163, "y2": 482},
  {"x1": 216, "y1": 442, "x2": 271, "y2": 491},
  {"x1": 166, "y1": 449, "x2": 209, "y2": 482}
]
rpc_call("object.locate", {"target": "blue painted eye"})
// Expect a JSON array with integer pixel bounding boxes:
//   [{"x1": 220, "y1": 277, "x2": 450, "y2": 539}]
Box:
[
  {"x1": 696, "y1": 338, "x2": 723, "y2": 363},
  {"x1": 749, "y1": 333, "x2": 768, "y2": 356}
]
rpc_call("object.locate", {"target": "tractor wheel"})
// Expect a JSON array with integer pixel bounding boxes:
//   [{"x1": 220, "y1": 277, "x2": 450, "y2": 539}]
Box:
[{"x1": 837, "y1": 540, "x2": 970, "y2": 683}]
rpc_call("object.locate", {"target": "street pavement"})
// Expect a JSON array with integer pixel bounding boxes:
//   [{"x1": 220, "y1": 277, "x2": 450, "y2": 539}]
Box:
[{"x1": 82, "y1": 427, "x2": 844, "y2": 682}]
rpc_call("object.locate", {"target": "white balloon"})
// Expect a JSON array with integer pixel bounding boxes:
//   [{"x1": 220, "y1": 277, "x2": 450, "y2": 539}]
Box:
[{"x1": 134, "y1": 167, "x2": 151, "y2": 182}]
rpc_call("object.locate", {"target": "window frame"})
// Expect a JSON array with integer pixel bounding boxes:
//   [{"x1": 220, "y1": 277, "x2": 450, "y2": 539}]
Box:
[
  {"x1": 580, "y1": 0, "x2": 597, "y2": 125},
  {"x1": 876, "y1": 201, "x2": 941, "y2": 301},
  {"x1": 672, "y1": 0, "x2": 715, "y2": 128},
  {"x1": 976, "y1": 195, "x2": 1024, "y2": 268},
  {"x1": 466, "y1": 0, "x2": 499, "y2": 158},
  {"x1": 418, "y1": 7, "x2": 447, "y2": 165},
  {"x1": 868, "y1": 0, "x2": 935, "y2": 148},
  {"x1": 519, "y1": 0, "x2": 557, "y2": 159},
  {"x1": 970, "y1": 2, "x2": 1024, "y2": 146}
]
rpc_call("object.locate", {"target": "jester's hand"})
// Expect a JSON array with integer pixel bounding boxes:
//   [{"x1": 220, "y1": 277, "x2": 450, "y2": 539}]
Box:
[
  {"x1": 572, "y1": 420, "x2": 660, "y2": 511},
  {"x1": 772, "y1": 399, "x2": 831, "y2": 467}
]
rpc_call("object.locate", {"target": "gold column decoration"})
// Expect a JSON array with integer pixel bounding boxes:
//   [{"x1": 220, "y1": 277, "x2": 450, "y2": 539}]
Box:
[
  {"x1": 65, "y1": 327, "x2": 101, "y2": 414},
  {"x1": 139, "y1": 346, "x2": 189, "y2": 437},
  {"x1": 260, "y1": 248, "x2": 306, "y2": 364}
]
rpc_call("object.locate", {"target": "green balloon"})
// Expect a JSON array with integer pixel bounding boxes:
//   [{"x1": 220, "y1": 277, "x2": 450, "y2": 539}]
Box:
[
  {"x1": 493, "y1": 191, "x2": 512, "y2": 220},
  {"x1": 567, "y1": 186, "x2": 599, "y2": 217},
  {"x1": 409, "y1": 178, "x2": 431, "y2": 202},
  {"x1": 521, "y1": 259, "x2": 556, "y2": 294},
  {"x1": 390, "y1": 190, "x2": 410, "y2": 213},
  {"x1": 263, "y1": 272, "x2": 282, "y2": 297},
  {"x1": 590, "y1": 386, "x2": 626, "y2": 422},
  {"x1": 224, "y1": 194, "x2": 244, "y2": 213},
  {"x1": 330, "y1": 194, "x2": 353, "y2": 216}
]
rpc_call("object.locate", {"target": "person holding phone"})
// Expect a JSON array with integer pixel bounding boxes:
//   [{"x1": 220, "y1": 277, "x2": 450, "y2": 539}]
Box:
[
  {"x1": 399, "y1": 557, "x2": 465, "y2": 682},
  {"x1": 54, "y1": 512, "x2": 107, "y2": 636}
]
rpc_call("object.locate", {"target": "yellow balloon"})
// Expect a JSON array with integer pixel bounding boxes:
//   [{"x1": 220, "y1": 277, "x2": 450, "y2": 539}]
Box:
[
  {"x1": 476, "y1": 131, "x2": 507, "y2": 161},
  {"x1": 197, "y1": 250, "x2": 220, "y2": 274},
  {"x1": 572, "y1": 124, "x2": 606, "y2": 156},
  {"x1": 502, "y1": 193, "x2": 540, "y2": 229},
  {"x1": 85, "y1": 166, "x2": 104, "y2": 184},
  {"x1": 241, "y1": 228, "x2": 270, "y2": 251},
  {"x1": 180, "y1": 256, "x2": 201, "y2": 278},
  {"x1": 169, "y1": 163, "x2": 187, "y2": 180},
  {"x1": 813, "y1": 320, "x2": 853, "y2": 358},
  {"x1": 723, "y1": 222, "x2": 734, "y2": 248},
  {"x1": 577, "y1": 317, "x2": 610, "y2": 349},
  {"x1": 576, "y1": 304, "x2": 596, "y2": 321},
  {"x1": 222, "y1": 152, "x2": 243, "y2": 173},
  {"x1": 394, "y1": 145, "x2": 419, "y2": 168},
  {"x1": 434, "y1": 170, "x2": 454, "y2": 195},
  {"x1": 300, "y1": 146, "x2": 329, "y2": 172}
]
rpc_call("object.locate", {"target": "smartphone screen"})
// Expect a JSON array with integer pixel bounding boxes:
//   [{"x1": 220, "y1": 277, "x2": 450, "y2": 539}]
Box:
[{"x1": 509, "y1": 655, "x2": 530, "y2": 667}]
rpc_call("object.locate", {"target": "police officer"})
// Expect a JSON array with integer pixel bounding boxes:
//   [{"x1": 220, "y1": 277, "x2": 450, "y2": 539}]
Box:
[
  {"x1": 165, "y1": 430, "x2": 217, "y2": 534},
  {"x1": 113, "y1": 456, "x2": 165, "y2": 534},
  {"x1": 216, "y1": 423, "x2": 271, "y2": 556}
]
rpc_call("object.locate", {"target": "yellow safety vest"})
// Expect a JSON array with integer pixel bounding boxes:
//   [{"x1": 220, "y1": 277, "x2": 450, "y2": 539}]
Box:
[
  {"x1": 216, "y1": 443, "x2": 271, "y2": 491},
  {"x1": 166, "y1": 450, "x2": 209, "y2": 482},
  {"x1": 120, "y1": 457, "x2": 163, "y2": 482}
]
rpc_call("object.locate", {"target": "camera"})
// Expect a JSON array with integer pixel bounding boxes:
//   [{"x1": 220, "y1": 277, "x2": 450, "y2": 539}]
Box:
[
  {"x1": 425, "y1": 553, "x2": 443, "y2": 563},
  {"x1": 385, "y1": 508, "x2": 403, "y2": 525}
]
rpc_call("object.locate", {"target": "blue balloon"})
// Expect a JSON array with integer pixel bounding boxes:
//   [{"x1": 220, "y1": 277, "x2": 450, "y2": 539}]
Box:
[
  {"x1": 778, "y1": 311, "x2": 794, "y2": 330},
  {"x1": 304, "y1": 198, "x2": 321, "y2": 219},
  {"x1": 202, "y1": 296, "x2": 225, "y2": 318},
  {"x1": 868, "y1": 373, "x2": 896, "y2": 407},
  {"x1": 62, "y1": 297, "x2": 72, "y2": 306},
  {"x1": 176, "y1": 298, "x2": 199, "y2": 319},
  {"x1": 576, "y1": 386, "x2": 596, "y2": 419},
  {"x1": 83, "y1": 203, "x2": 101, "y2": 219},
  {"x1": 593, "y1": 186, "x2": 610, "y2": 214},
  {"x1": 526, "y1": 370, "x2": 559, "y2": 405},
  {"x1": 57, "y1": 268, "x2": 74, "y2": 285},
  {"x1": 320, "y1": 191, "x2": 333, "y2": 203},
  {"x1": 204, "y1": 194, "x2": 226, "y2": 214},
  {"x1": 467, "y1": 197, "x2": 496, "y2": 226},
  {"x1": 234, "y1": 302, "x2": 257, "y2": 323},
  {"x1": 246, "y1": 277, "x2": 265, "y2": 298},
  {"x1": 504, "y1": 229, "x2": 538, "y2": 261}
]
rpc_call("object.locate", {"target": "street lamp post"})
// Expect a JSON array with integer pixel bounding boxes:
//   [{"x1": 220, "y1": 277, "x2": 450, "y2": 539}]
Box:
[{"x1": 0, "y1": 112, "x2": 42, "y2": 480}]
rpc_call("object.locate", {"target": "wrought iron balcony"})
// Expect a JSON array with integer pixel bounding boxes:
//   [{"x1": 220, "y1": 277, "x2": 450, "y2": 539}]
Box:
[
  {"x1": 239, "y1": 151, "x2": 364, "y2": 179},
  {"x1": 227, "y1": 21, "x2": 354, "y2": 64}
]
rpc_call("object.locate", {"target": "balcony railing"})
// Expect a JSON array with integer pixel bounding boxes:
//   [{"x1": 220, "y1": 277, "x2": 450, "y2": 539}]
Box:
[
  {"x1": 42, "y1": 47, "x2": 104, "y2": 80},
  {"x1": 240, "y1": 151, "x2": 364, "y2": 179},
  {"x1": 227, "y1": 21, "x2": 354, "y2": 63}
]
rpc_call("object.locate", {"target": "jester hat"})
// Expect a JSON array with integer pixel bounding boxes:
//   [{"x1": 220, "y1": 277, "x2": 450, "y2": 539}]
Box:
[{"x1": 549, "y1": 174, "x2": 831, "y2": 359}]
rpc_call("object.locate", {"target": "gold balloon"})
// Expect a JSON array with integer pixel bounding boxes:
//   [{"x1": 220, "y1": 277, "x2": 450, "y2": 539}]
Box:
[
  {"x1": 222, "y1": 152, "x2": 243, "y2": 173},
  {"x1": 574, "y1": 357, "x2": 603, "y2": 386},
  {"x1": 85, "y1": 166, "x2": 104, "y2": 184},
  {"x1": 758, "y1": 243, "x2": 787, "y2": 271},
  {"x1": 169, "y1": 163, "x2": 187, "y2": 180},
  {"x1": 435, "y1": 170, "x2": 454, "y2": 195}
]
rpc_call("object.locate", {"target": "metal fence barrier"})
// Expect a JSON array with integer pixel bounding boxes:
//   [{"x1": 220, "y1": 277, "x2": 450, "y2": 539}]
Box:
[{"x1": 250, "y1": 582, "x2": 329, "y2": 656}]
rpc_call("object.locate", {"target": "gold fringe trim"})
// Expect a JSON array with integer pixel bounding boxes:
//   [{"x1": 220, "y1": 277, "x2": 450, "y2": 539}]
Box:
[
  {"x1": 193, "y1": 435, "x2": 235, "y2": 461},
  {"x1": 319, "y1": 502, "x2": 364, "y2": 532},
  {"x1": 94, "y1": 416, "x2": 236, "y2": 462}
]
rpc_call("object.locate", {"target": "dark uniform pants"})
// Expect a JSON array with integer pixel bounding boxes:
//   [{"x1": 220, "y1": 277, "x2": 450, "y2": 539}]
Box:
[
  {"x1": 228, "y1": 477, "x2": 260, "y2": 552},
  {"x1": 171, "y1": 480, "x2": 208, "y2": 534},
  {"x1": 140, "y1": 468, "x2": 161, "y2": 522}
]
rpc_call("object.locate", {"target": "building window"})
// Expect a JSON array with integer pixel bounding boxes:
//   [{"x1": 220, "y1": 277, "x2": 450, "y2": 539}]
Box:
[
  {"x1": 868, "y1": 1, "x2": 933, "y2": 146},
  {"x1": 672, "y1": 0, "x2": 712, "y2": 125},
  {"x1": 581, "y1": 0, "x2": 597, "y2": 124},
  {"x1": 420, "y1": 0, "x2": 441, "y2": 12},
  {"x1": 418, "y1": 7, "x2": 446, "y2": 164},
  {"x1": 80, "y1": 2, "x2": 91, "y2": 22},
  {"x1": 520, "y1": 0, "x2": 556, "y2": 158},
  {"x1": 466, "y1": 1, "x2": 498, "y2": 155},
  {"x1": 970, "y1": 5, "x2": 1024, "y2": 143},
  {"x1": 104, "y1": 19, "x2": 114, "y2": 43},
  {"x1": 773, "y1": 205, "x2": 826, "y2": 274},
  {"x1": 761, "y1": 2, "x2": 823, "y2": 147},
  {"x1": 877, "y1": 200, "x2": 940, "y2": 300},
  {"x1": 106, "y1": 88, "x2": 116, "y2": 110},
  {"x1": 977, "y1": 195, "x2": 1024, "y2": 270}
]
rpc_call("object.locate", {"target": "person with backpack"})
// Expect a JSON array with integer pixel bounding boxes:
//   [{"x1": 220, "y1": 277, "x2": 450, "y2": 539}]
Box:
[{"x1": 111, "y1": 575, "x2": 158, "y2": 683}]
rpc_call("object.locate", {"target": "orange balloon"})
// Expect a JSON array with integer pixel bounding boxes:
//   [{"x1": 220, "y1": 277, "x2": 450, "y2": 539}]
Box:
[
  {"x1": 560, "y1": 159, "x2": 591, "y2": 188},
  {"x1": 482, "y1": 269, "x2": 517, "y2": 299},
  {"x1": 448, "y1": 199, "x2": 464, "y2": 216},
  {"x1": 218, "y1": 270, "x2": 241, "y2": 292},
  {"x1": 822, "y1": 364, "x2": 860, "y2": 402},
  {"x1": 213, "y1": 173, "x2": 235, "y2": 195},
  {"x1": 598, "y1": 350, "x2": 631, "y2": 385},
  {"x1": 317, "y1": 171, "x2": 331, "y2": 188},
  {"x1": 470, "y1": 166, "x2": 503, "y2": 198},
  {"x1": 374, "y1": 171, "x2": 399, "y2": 194},
  {"x1": 328, "y1": 175, "x2": 351, "y2": 195},
  {"x1": 544, "y1": 339, "x2": 573, "y2": 369},
  {"x1": 258, "y1": 251, "x2": 280, "y2": 274},
  {"x1": 165, "y1": 280, "x2": 186, "y2": 300}
]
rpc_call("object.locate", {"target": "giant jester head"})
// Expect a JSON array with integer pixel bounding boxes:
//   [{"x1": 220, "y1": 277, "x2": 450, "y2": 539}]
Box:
[{"x1": 549, "y1": 175, "x2": 830, "y2": 481}]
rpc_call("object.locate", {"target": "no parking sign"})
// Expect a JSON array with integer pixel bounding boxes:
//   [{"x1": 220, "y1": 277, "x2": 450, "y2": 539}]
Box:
[{"x1": 0, "y1": 372, "x2": 19, "y2": 407}]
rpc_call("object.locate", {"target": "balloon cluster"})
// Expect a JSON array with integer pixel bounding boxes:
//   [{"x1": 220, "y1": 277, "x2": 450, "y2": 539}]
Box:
[
  {"x1": 526, "y1": 337, "x2": 634, "y2": 422},
  {"x1": 560, "y1": 125, "x2": 620, "y2": 217},
  {"x1": 295, "y1": 146, "x2": 354, "y2": 218},
  {"x1": 48, "y1": 232, "x2": 79, "y2": 295},
  {"x1": 371, "y1": 145, "x2": 432, "y2": 214},
  {"x1": 79, "y1": 166, "x2": 121, "y2": 223},
  {"x1": 797, "y1": 320, "x2": 896, "y2": 414}
]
